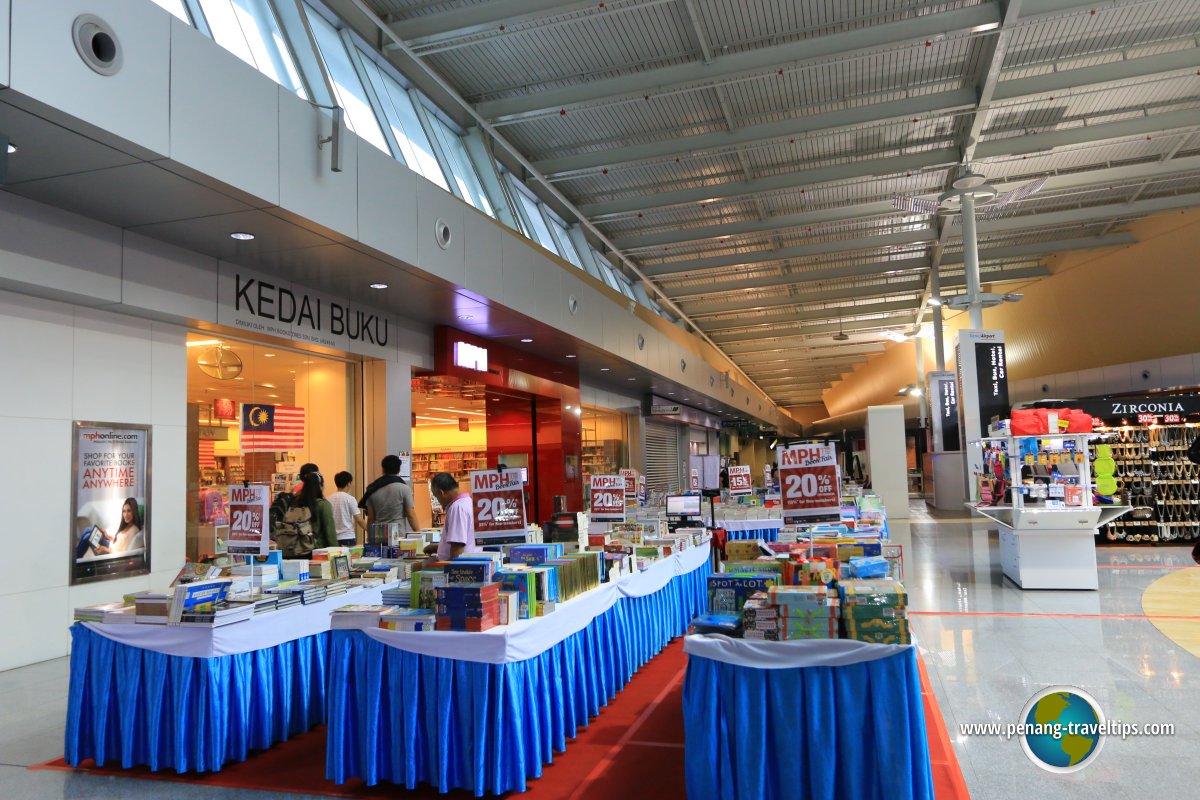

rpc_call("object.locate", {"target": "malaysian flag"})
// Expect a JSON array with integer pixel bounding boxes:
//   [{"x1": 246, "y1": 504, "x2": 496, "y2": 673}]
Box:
[
  {"x1": 198, "y1": 438, "x2": 216, "y2": 468},
  {"x1": 240, "y1": 404, "x2": 306, "y2": 452}
]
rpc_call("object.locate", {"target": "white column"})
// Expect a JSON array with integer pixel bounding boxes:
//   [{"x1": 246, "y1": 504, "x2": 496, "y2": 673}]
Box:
[{"x1": 960, "y1": 193, "x2": 984, "y2": 329}]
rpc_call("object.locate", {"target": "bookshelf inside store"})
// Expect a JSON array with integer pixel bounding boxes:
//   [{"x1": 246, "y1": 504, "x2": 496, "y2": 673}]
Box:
[{"x1": 412, "y1": 449, "x2": 489, "y2": 484}]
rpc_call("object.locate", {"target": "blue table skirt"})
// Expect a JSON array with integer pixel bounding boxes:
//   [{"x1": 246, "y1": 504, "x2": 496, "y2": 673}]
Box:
[
  {"x1": 326, "y1": 558, "x2": 712, "y2": 796},
  {"x1": 724, "y1": 528, "x2": 780, "y2": 542},
  {"x1": 65, "y1": 624, "x2": 328, "y2": 773},
  {"x1": 683, "y1": 648, "x2": 934, "y2": 800}
]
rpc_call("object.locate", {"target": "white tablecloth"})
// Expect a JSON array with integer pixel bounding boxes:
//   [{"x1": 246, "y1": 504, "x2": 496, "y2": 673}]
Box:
[
  {"x1": 362, "y1": 542, "x2": 712, "y2": 664},
  {"x1": 83, "y1": 582, "x2": 394, "y2": 659},
  {"x1": 714, "y1": 518, "x2": 783, "y2": 532},
  {"x1": 684, "y1": 633, "x2": 913, "y2": 669}
]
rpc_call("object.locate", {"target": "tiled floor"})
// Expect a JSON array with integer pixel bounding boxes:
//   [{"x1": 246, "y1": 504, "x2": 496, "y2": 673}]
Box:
[
  {"x1": 902, "y1": 505, "x2": 1198, "y2": 799},
  {"x1": 2, "y1": 506, "x2": 1195, "y2": 798}
]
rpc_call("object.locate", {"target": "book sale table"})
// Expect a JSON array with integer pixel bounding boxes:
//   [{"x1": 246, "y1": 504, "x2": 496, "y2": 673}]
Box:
[
  {"x1": 325, "y1": 542, "x2": 712, "y2": 796},
  {"x1": 682, "y1": 635, "x2": 934, "y2": 800},
  {"x1": 715, "y1": 519, "x2": 784, "y2": 541},
  {"x1": 64, "y1": 582, "x2": 392, "y2": 774}
]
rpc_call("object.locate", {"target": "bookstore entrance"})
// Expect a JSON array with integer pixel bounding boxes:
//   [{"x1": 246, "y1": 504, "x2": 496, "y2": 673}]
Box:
[
  {"x1": 185, "y1": 330, "x2": 364, "y2": 560},
  {"x1": 415, "y1": 328, "x2": 583, "y2": 527}
]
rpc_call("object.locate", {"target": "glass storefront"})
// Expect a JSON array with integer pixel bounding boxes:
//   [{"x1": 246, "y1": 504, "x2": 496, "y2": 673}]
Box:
[
  {"x1": 581, "y1": 405, "x2": 629, "y2": 489},
  {"x1": 185, "y1": 332, "x2": 361, "y2": 560}
]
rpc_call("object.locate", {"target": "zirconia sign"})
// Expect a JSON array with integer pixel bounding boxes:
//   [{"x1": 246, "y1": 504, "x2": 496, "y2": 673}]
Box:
[
  {"x1": 454, "y1": 341, "x2": 489, "y2": 372},
  {"x1": 1109, "y1": 401, "x2": 1185, "y2": 414}
]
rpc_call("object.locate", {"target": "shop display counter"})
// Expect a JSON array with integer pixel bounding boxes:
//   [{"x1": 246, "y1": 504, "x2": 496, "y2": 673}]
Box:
[
  {"x1": 65, "y1": 582, "x2": 393, "y2": 773},
  {"x1": 325, "y1": 544, "x2": 711, "y2": 796},
  {"x1": 682, "y1": 635, "x2": 933, "y2": 800}
]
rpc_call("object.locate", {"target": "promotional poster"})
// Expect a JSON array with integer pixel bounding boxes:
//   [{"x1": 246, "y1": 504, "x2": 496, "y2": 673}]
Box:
[{"x1": 71, "y1": 422, "x2": 151, "y2": 585}]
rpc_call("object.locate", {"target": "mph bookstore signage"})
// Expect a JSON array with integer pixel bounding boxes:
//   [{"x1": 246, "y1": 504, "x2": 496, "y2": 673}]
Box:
[
  {"x1": 777, "y1": 443, "x2": 840, "y2": 518},
  {"x1": 620, "y1": 468, "x2": 639, "y2": 502},
  {"x1": 70, "y1": 422, "x2": 151, "y2": 585},
  {"x1": 470, "y1": 469, "x2": 527, "y2": 540},
  {"x1": 226, "y1": 484, "x2": 270, "y2": 555},
  {"x1": 590, "y1": 475, "x2": 626, "y2": 521},
  {"x1": 728, "y1": 465, "x2": 752, "y2": 495}
]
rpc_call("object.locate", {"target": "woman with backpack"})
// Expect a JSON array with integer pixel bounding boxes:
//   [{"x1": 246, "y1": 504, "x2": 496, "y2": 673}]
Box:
[{"x1": 276, "y1": 472, "x2": 338, "y2": 558}]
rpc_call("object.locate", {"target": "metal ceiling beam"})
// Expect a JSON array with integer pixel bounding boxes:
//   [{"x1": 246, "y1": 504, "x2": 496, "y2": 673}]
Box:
[
  {"x1": 719, "y1": 314, "x2": 917, "y2": 343},
  {"x1": 970, "y1": 191, "x2": 1200, "y2": 233},
  {"x1": 961, "y1": 0, "x2": 1023, "y2": 164},
  {"x1": 667, "y1": 258, "x2": 930, "y2": 298},
  {"x1": 992, "y1": 47, "x2": 1200, "y2": 103},
  {"x1": 535, "y1": 90, "x2": 976, "y2": 175},
  {"x1": 615, "y1": 201, "x2": 896, "y2": 250},
  {"x1": 616, "y1": 154, "x2": 1200, "y2": 250},
  {"x1": 475, "y1": 4, "x2": 1002, "y2": 119},
  {"x1": 701, "y1": 300, "x2": 919, "y2": 331},
  {"x1": 732, "y1": 343, "x2": 888, "y2": 361},
  {"x1": 702, "y1": 308, "x2": 886, "y2": 332},
  {"x1": 685, "y1": 265, "x2": 1047, "y2": 316},
  {"x1": 975, "y1": 108, "x2": 1200, "y2": 159},
  {"x1": 746, "y1": 367, "x2": 862, "y2": 381},
  {"x1": 580, "y1": 148, "x2": 961, "y2": 218},
  {"x1": 737, "y1": 353, "x2": 876, "y2": 369},
  {"x1": 388, "y1": 1, "x2": 596, "y2": 46},
  {"x1": 671, "y1": 232, "x2": 1130, "y2": 299},
  {"x1": 644, "y1": 229, "x2": 933, "y2": 277}
]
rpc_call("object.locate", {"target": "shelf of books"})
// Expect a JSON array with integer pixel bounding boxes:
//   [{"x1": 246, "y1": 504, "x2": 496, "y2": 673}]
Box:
[
  {"x1": 581, "y1": 439, "x2": 622, "y2": 484},
  {"x1": 411, "y1": 449, "x2": 489, "y2": 484}
]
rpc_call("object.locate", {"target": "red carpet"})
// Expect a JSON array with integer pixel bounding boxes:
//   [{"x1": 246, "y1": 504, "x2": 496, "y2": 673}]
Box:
[{"x1": 35, "y1": 641, "x2": 968, "y2": 799}]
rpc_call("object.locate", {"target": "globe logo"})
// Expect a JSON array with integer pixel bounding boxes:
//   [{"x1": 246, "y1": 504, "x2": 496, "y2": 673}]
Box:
[{"x1": 1019, "y1": 686, "x2": 1106, "y2": 773}]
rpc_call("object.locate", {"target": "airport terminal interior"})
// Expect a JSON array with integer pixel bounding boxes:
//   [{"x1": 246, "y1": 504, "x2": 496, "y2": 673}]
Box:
[{"x1": 1, "y1": 1, "x2": 1199, "y2": 798}]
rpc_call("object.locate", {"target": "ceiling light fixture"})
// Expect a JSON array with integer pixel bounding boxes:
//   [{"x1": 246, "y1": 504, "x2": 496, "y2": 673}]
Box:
[
  {"x1": 427, "y1": 407, "x2": 486, "y2": 417},
  {"x1": 627, "y1": 377, "x2": 636, "y2": 381},
  {"x1": 6, "y1": 143, "x2": 16, "y2": 154},
  {"x1": 565, "y1": 354, "x2": 577, "y2": 358},
  {"x1": 229, "y1": 232, "x2": 255, "y2": 241},
  {"x1": 262, "y1": 353, "x2": 276, "y2": 358},
  {"x1": 186, "y1": 339, "x2": 222, "y2": 348},
  {"x1": 369, "y1": 283, "x2": 388, "y2": 289},
  {"x1": 457, "y1": 314, "x2": 473, "y2": 321},
  {"x1": 600, "y1": 367, "x2": 610, "y2": 372},
  {"x1": 415, "y1": 415, "x2": 456, "y2": 423},
  {"x1": 520, "y1": 338, "x2": 533, "y2": 343}
]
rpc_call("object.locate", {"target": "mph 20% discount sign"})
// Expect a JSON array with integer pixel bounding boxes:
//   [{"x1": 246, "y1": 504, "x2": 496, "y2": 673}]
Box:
[
  {"x1": 590, "y1": 474, "x2": 626, "y2": 521},
  {"x1": 469, "y1": 469, "x2": 527, "y2": 539},
  {"x1": 777, "y1": 443, "x2": 841, "y2": 517},
  {"x1": 227, "y1": 484, "x2": 270, "y2": 555}
]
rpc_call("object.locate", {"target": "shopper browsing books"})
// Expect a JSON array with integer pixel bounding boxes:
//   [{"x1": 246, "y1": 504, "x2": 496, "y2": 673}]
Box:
[
  {"x1": 361, "y1": 455, "x2": 420, "y2": 533},
  {"x1": 289, "y1": 472, "x2": 338, "y2": 554},
  {"x1": 424, "y1": 472, "x2": 479, "y2": 560},
  {"x1": 329, "y1": 471, "x2": 368, "y2": 545}
]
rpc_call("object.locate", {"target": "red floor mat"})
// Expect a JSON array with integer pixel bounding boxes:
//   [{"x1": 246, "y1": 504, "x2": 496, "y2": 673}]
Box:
[{"x1": 35, "y1": 641, "x2": 968, "y2": 799}]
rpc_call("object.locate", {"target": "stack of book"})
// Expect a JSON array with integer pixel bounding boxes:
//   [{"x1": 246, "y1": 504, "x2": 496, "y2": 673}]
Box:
[
  {"x1": 178, "y1": 601, "x2": 254, "y2": 627},
  {"x1": 274, "y1": 592, "x2": 303, "y2": 610},
  {"x1": 230, "y1": 563, "x2": 280, "y2": 590},
  {"x1": 134, "y1": 592, "x2": 171, "y2": 624},
  {"x1": 74, "y1": 602, "x2": 136, "y2": 624},
  {"x1": 382, "y1": 583, "x2": 412, "y2": 609},
  {"x1": 296, "y1": 580, "x2": 329, "y2": 604},
  {"x1": 253, "y1": 595, "x2": 279, "y2": 615},
  {"x1": 280, "y1": 559, "x2": 310, "y2": 583},
  {"x1": 409, "y1": 567, "x2": 447, "y2": 609},
  {"x1": 330, "y1": 604, "x2": 397, "y2": 629},
  {"x1": 494, "y1": 569, "x2": 537, "y2": 619},
  {"x1": 839, "y1": 579, "x2": 909, "y2": 644},
  {"x1": 168, "y1": 578, "x2": 233, "y2": 625},
  {"x1": 434, "y1": 582, "x2": 500, "y2": 631},
  {"x1": 739, "y1": 586, "x2": 840, "y2": 641},
  {"x1": 380, "y1": 608, "x2": 437, "y2": 631},
  {"x1": 325, "y1": 578, "x2": 351, "y2": 598}
]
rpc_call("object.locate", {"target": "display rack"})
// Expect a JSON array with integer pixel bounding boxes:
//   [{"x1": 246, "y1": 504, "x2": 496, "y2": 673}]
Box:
[
  {"x1": 968, "y1": 433, "x2": 1130, "y2": 590},
  {"x1": 581, "y1": 439, "x2": 621, "y2": 483},
  {"x1": 1092, "y1": 423, "x2": 1199, "y2": 544},
  {"x1": 411, "y1": 449, "x2": 488, "y2": 484}
]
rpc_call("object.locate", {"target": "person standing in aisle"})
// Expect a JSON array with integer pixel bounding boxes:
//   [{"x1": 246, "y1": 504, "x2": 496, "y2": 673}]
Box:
[
  {"x1": 295, "y1": 471, "x2": 338, "y2": 551},
  {"x1": 424, "y1": 472, "x2": 478, "y2": 560},
  {"x1": 328, "y1": 471, "x2": 367, "y2": 546},
  {"x1": 361, "y1": 455, "x2": 421, "y2": 534}
]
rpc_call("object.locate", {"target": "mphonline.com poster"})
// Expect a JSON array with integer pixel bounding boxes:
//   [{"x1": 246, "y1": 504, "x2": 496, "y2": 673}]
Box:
[{"x1": 71, "y1": 423, "x2": 151, "y2": 585}]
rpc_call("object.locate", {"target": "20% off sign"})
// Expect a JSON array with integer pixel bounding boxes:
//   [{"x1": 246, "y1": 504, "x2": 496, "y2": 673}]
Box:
[
  {"x1": 469, "y1": 469, "x2": 527, "y2": 538},
  {"x1": 777, "y1": 444, "x2": 841, "y2": 517},
  {"x1": 590, "y1": 475, "x2": 626, "y2": 521}
]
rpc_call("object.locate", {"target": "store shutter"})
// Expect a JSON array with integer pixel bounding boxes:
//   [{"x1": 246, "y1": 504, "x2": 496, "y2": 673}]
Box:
[{"x1": 644, "y1": 420, "x2": 682, "y2": 493}]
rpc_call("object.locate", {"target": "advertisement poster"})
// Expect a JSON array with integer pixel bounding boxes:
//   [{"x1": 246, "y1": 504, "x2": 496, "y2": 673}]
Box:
[
  {"x1": 590, "y1": 475, "x2": 626, "y2": 521},
  {"x1": 71, "y1": 422, "x2": 151, "y2": 585},
  {"x1": 728, "y1": 465, "x2": 753, "y2": 495},
  {"x1": 777, "y1": 443, "x2": 841, "y2": 518},
  {"x1": 226, "y1": 484, "x2": 270, "y2": 555},
  {"x1": 690, "y1": 469, "x2": 700, "y2": 491},
  {"x1": 974, "y1": 341, "x2": 1010, "y2": 432},
  {"x1": 620, "y1": 468, "x2": 638, "y2": 498},
  {"x1": 470, "y1": 469, "x2": 527, "y2": 540}
]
